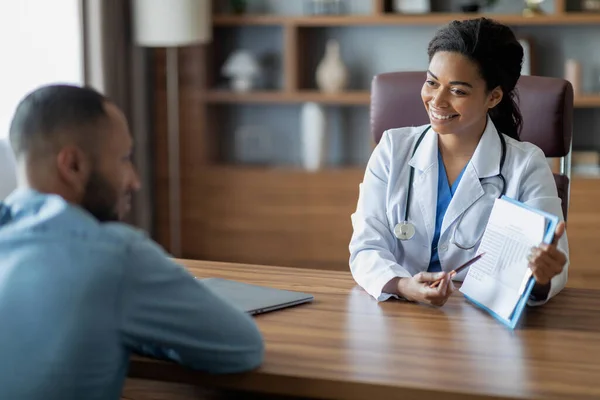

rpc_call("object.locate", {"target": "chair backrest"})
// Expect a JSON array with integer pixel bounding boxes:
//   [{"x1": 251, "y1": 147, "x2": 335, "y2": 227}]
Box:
[{"x1": 370, "y1": 71, "x2": 574, "y2": 221}]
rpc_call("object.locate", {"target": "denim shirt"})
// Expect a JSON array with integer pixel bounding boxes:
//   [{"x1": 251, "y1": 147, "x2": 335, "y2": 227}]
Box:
[{"x1": 0, "y1": 189, "x2": 264, "y2": 400}]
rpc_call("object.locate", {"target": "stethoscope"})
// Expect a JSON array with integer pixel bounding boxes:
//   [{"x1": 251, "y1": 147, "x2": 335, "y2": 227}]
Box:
[{"x1": 394, "y1": 125, "x2": 507, "y2": 250}]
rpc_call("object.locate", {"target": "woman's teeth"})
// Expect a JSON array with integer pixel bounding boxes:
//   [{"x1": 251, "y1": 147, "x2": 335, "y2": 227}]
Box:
[{"x1": 431, "y1": 110, "x2": 458, "y2": 120}]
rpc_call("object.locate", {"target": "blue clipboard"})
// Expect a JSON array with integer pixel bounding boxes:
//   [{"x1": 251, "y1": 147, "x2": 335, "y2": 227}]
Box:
[{"x1": 462, "y1": 196, "x2": 559, "y2": 330}]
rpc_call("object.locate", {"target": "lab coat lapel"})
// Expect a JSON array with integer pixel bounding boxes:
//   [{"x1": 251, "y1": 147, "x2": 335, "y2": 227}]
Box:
[
  {"x1": 408, "y1": 128, "x2": 438, "y2": 244},
  {"x1": 441, "y1": 117, "x2": 501, "y2": 234}
]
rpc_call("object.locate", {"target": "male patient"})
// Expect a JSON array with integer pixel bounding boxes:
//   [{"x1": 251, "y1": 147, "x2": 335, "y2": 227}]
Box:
[{"x1": 0, "y1": 85, "x2": 264, "y2": 400}]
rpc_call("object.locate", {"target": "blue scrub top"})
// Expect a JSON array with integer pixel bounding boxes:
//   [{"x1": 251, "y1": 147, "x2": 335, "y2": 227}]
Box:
[{"x1": 428, "y1": 151, "x2": 468, "y2": 272}]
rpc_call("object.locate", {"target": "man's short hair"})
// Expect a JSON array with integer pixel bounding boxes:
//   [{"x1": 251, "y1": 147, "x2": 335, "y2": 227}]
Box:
[{"x1": 9, "y1": 84, "x2": 109, "y2": 158}]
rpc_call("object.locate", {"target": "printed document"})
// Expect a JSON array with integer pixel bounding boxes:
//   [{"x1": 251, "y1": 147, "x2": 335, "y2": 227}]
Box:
[{"x1": 460, "y1": 198, "x2": 546, "y2": 320}]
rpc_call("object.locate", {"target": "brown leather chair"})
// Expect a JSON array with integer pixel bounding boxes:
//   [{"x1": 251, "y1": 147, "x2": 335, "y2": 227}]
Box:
[{"x1": 370, "y1": 71, "x2": 574, "y2": 221}]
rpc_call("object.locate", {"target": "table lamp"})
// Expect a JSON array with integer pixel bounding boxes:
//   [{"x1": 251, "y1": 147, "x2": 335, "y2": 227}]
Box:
[{"x1": 131, "y1": 0, "x2": 212, "y2": 257}]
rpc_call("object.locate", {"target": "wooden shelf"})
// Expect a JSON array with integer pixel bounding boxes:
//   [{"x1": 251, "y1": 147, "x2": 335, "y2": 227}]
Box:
[
  {"x1": 574, "y1": 95, "x2": 600, "y2": 108},
  {"x1": 213, "y1": 14, "x2": 292, "y2": 26},
  {"x1": 213, "y1": 13, "x2": 600, "y2": 27},
  {"x1": 204, "y1": 90, "x2": 370, "y2": 105},
  {"x1": 205, "y1": 90, "x2": 600, "y2": 108},
  {"x1": 201, "y1": 165, "x2": 365, "y2": 174}
]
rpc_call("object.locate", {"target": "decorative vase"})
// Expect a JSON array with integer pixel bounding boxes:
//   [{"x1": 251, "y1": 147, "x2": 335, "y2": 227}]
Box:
[
  {"x1": 582, "y1": 0, "x2": 600, "y2": 12},
  {"x1": 222, "y1": 50, "x2": 261, "y2": 92},
  {"x1": 565, "y1": 59, "x2": 582, "y2": 97},
  {"x1": 316, "y1": 39, "x2": 348, "y2": 94},
  {"x1": 523, "y1": 0, "x2": 545, "y2": 17},
  {"x1": 300, "y1": 102, "x2": 327, "y2": 171},
  {"x1": 393, "y1": 0, "x2": 430, "y2": 13}
]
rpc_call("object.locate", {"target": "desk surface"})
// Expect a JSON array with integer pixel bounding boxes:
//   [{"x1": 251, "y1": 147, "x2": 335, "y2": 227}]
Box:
[{"x1": 129, "y1": 260, "x2": 600, "y2": 400}]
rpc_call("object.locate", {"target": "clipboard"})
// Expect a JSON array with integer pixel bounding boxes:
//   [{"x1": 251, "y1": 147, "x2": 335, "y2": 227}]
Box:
[{"x1": 462, "y1": 196, "x2": 559, "y2": 330}]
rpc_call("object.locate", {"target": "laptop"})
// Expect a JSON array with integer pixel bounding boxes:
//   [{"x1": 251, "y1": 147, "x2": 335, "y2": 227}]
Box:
[{"x1": 201, "y1": 278, "x2": 314, "y2": 315}]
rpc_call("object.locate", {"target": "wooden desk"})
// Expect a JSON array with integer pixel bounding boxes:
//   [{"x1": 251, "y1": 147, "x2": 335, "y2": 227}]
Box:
[{"x1": 126, "y1": 260, "x2": 600, "y2": 400}]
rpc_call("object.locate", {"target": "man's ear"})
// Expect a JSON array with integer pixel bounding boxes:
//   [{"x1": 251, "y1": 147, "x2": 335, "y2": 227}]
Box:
[
  {"x1": 488, "y1": 87, "x2": 504, "y2": 110},
  {"x1": 56, "y1": 145, "x2": 91, "y2": 193}
]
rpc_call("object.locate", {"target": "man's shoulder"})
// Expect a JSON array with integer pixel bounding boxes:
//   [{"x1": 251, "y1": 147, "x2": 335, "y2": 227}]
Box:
[
  {"x1": 101, "y1": 222, "x2": 170, "y2": 259},
  {"x1": 0, "y1": 190, "x2": 158, "y2": 254},
  {"x1": 102, "y1": 222, "x2": 149, "y2": 243}
]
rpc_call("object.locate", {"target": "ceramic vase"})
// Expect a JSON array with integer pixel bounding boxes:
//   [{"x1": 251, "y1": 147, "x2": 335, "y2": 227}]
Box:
[
  {"x1": 394, "y1": 0, "x2": 430, "y2": 13},
  {"x1": 300, "y1": 102, "x2": 327, "y2": 171},
  {"x1": 316, "y1": 39, "x2": 348, "y2": 93},
  {"x1": 565, "y1": 59, "x2": 582, "y2": 97},
  {"x1": 222, "y1": 50, "x2": 260, "y2": 93}
]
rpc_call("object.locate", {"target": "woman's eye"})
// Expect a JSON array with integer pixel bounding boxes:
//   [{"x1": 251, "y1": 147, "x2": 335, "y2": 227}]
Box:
[
  {"x1": 452, "y1": 89, "x2": 467, "y2": 95},
  {"x1": 426, "y1": 80, "x2": 436, "y2": 86}
]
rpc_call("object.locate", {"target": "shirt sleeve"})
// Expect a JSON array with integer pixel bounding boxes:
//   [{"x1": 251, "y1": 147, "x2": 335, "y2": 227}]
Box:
[
  {"x1": 349, "y1": 130, "x2": 412, "y2": 301},
  {"x1": 117, "y1": 236, "x2": 264, "y2": 374},
  {"x1": 518, "y1": 146, "x2": 569, "y2": 306}
]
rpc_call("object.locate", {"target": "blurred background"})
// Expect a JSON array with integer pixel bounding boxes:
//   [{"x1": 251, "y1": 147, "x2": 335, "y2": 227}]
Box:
[{"x1": 1, "y1": 0, "x2": 599, "y2": 287}]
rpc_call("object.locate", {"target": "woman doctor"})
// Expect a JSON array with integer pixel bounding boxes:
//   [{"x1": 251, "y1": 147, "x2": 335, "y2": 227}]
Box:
[{"x1": 349, "y1": 17, "x2": 568, "y2": 307}]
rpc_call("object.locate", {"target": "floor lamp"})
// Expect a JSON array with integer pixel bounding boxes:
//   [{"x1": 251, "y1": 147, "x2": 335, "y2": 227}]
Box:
[{"x1": 132, "y1": 0, "x2": 212, "y2": 257}]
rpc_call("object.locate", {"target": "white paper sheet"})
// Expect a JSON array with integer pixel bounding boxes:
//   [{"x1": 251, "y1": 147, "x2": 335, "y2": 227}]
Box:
[{"x1": 459, "y1": 198, "x2": 546, "y2": 320}]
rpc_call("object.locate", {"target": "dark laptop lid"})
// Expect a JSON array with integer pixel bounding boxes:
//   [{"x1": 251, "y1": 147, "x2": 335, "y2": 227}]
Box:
[{"x1": 201, "y1": 278, "x2": 314, "y2": 315}]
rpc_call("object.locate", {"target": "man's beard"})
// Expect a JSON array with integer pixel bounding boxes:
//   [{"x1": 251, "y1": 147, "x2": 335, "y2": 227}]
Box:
[{"x1": 81, "y1": 170, "x2": 121, "y2": 222}]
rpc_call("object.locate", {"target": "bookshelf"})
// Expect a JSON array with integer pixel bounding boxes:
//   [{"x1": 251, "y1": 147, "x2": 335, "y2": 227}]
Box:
[
  {"x1": 151, "y1": 0, "x2": 600, "y2": 287},
  {"x1": 212, "y1": 12, "x2": 600, "y2": 26},
  {"x1": 203, "y1": 89, "x2": 600, "y2": 107},
  {"x1": 203, "y1": 90, "x2": 372, "y2": 105}
]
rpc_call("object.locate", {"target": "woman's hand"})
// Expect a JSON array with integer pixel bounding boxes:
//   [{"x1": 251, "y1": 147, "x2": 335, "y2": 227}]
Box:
[
  {"x1": 397, "y1": 272, "x2": 455, "y2": 307},
  {"x1": 528, "y1": 221, "x2": 567, "y2": 286}
]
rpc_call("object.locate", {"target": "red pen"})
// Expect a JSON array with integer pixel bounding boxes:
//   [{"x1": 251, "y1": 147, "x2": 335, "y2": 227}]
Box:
[{"x1": 429, "y1": 252, "x2": 486, "y2": 288}]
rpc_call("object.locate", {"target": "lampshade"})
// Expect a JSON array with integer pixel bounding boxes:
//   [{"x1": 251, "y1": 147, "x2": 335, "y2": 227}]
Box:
[{"x1": 131, "y1": 0, "x2": 212, "y2": 47}]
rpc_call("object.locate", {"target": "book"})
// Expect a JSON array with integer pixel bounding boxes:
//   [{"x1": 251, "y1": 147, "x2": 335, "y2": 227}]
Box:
[{"x1": 459, "y1": 196, "x2": 559, "y2": 329}]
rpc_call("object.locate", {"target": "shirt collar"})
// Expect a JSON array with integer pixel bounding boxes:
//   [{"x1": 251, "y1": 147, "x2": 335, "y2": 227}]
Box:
[
  {"x1": 470, "y1": 116, "x2": 503, "y2": 179},
  {"x1": 408, "y1": 115, "x2": 502, "y2": 179},
  {"x1": 2, "y1": 187, "x2": 98, "y2": 224}
]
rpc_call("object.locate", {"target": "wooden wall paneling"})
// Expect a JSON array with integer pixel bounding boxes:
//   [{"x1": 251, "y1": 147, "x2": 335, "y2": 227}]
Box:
[
  {"x1": 564, "y1": 178, "x2": 600, "y2": 289},
  {"x1": 180, "y1": 167, "x2": 363, "y2": 270},
  {"x1": 151, "y1": 48, "x2": 170, "y2": 250},
  {"x1": 152, "y1": 44, "x2": 213, "y2": 254},
  {"x1": 178, "y1": 46, "x2": 212, "y2": 168},
  {"x1": 178, "y1": 46, "x2": 215, "y2": 258}
]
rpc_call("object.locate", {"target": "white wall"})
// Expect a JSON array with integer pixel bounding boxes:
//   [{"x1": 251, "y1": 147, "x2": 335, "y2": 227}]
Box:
[{"x1": 0, "y1": 0, "x2": 82, "y2": 197}]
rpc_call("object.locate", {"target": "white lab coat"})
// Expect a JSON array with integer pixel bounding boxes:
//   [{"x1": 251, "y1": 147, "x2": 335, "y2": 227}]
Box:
[{"x1": 349, "y1": 116, "x2": 569, "y2": 304}]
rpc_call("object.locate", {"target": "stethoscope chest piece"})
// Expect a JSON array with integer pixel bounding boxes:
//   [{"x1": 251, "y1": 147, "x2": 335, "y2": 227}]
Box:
[{"x1": 394, "y1": 221, "x2": 416, "y2": 240}]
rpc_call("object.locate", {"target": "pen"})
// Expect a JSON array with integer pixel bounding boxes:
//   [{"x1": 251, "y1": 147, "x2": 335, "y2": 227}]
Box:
[{"x1": 429, "y1": 252, "x2": 486, "y2": 288}]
